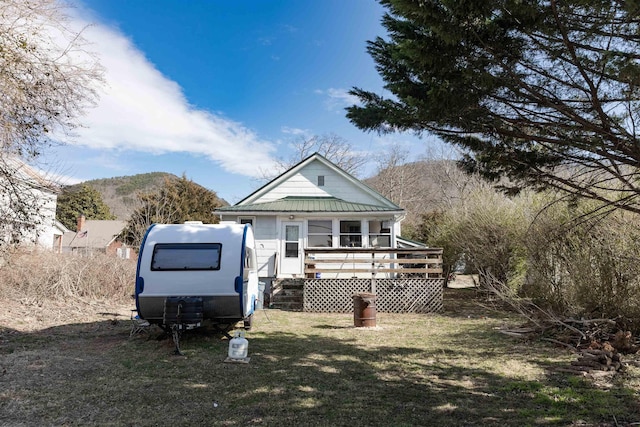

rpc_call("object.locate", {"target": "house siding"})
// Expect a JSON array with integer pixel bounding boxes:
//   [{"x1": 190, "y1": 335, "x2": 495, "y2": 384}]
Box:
[
  {"x1": 254, "y1": 215, "x2": 278, "y2": 277},
  {"x1": 253, "y1": 162, "x2": 384, "y2": 206},
  {"x1": 0, "y1": 176, "x2": 58, "y2": 250},
  {"x1": 221, "y1": 214, "x2": 279, "y2": 278}
]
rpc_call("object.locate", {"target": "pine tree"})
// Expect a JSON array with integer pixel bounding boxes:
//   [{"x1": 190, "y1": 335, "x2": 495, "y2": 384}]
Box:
[
  {"x1": 348, "y1": 0, "x2": 640, "y2": 213},
  {"x1": 56, "y1": 184, "x2": 115, "y2": 230},
  {"x1": 123, "y1": 175, "x2": 224, "y2": 248}
]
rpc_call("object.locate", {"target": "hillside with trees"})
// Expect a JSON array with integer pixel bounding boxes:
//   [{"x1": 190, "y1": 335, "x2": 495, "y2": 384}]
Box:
[
  {"x1": 364, "y1": 156, "x2": 479, "y2": 236},
  {"x1": 63, "y1": 172, "x2": 188, "y2": 220},
  {"x1": 56, "y1": 184, "x2": 116, "y2": 230}
]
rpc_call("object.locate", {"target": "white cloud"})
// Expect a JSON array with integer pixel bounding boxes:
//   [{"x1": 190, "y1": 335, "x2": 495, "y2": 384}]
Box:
[
  {"x1": 57, "y1": 10, "x2": 278, "y2": 178},
  {"x1": 317, "y1": 88, "x2": 361, "y2": 112},
  {"x1": 281, "y1": 126, "x2": 311, "y2": 137}
]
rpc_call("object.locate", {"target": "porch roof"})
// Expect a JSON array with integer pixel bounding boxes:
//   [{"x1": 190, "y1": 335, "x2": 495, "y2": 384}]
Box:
[{"x1": 216, "y1": 196, "x2": 403, "y2": 214}]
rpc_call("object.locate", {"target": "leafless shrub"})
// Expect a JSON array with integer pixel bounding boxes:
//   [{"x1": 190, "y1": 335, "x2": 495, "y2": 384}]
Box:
[
  {"x1": 262, "y1": 133, "x2": 367, "y2": 179},
  {"x1": 421, "y1": 186, "x2": 531, "y2": 289},
  {"x1": 523, "y1": 199, "x2": 640, "y2": 330},
  {"x1": 478, "y1": 271, "x2": 636, "y2": 351},
  {"x1": 0, "y1": 250, "x2": 135, "y2": 303}
]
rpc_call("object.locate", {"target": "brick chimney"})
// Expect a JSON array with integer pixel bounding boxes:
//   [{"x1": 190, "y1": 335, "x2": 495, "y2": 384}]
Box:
[{"x1": 77, "y1": 214, "x2": 86, "y2": 232}]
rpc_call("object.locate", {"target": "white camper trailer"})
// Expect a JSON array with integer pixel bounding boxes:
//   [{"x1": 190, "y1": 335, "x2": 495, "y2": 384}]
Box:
[{"x1": 135, "y1": 222, "x2": 259, "y2": 332}]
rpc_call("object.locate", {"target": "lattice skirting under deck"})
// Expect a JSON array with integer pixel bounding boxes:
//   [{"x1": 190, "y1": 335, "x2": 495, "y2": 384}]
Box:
[{"x1": 303, "y1": 278, "x2": 444, "y2": 313}]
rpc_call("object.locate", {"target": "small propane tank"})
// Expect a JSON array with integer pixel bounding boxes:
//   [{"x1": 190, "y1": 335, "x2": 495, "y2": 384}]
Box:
[{"x1": 228, "y1": 330, "x2": 249, "y2": 359}]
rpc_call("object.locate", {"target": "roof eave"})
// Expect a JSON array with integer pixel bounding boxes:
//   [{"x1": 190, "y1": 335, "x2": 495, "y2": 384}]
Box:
[{"x1": 216, "y1": 210, "x2": 405, "y2": 216}]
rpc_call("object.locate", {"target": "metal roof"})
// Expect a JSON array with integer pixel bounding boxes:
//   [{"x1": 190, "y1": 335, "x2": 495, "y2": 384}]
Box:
[{"x1": 216, "y1": 196, "x2": 402, "y2": 213}]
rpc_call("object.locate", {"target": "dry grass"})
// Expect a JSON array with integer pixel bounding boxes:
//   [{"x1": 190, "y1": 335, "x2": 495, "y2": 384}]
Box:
[
  {"x1": 1, "y1": 286, "x2": 639, "y2": 426},
  {"x1": 0, "y1": 250, "x2": 135, "y2": 303}
]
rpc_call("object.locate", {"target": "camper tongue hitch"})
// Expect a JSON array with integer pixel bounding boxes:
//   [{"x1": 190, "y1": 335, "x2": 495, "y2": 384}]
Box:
[{"x1": 163, "y1": 296, "x2": 204, "y2": 355}]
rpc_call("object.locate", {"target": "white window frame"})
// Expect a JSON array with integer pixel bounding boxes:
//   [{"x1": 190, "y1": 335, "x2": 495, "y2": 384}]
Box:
[
  {"x1": 339, "y1": 219, "x2": 363, "y2": 248},
  {"x1": 367, "y1": 219, "x2": 392, "y2": 248},
  {"x1": 307, "y1": 219, "x2": 333, "y2": 248},
  {"x1": 238, "y1": 216, "x2": 256, "y2": 226}
]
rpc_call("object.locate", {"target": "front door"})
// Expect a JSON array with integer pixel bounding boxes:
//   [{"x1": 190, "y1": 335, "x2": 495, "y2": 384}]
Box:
[{"x1": 281, "y1": 222, "x2": 303, "y2": 276}]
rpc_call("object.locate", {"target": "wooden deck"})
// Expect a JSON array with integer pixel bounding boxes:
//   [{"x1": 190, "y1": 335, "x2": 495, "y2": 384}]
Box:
[
  {"x1": 270, "y1": 248, "x2": 445, "y2": 313},
  {"x1": 303, "y1": 247, "x2": 444, "y2": 279}
]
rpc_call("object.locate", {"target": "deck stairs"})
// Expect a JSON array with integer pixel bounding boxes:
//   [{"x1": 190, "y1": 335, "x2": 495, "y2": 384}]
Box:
[{"x1": 269, "y1": 278, "x2": 304, "y2": 311}]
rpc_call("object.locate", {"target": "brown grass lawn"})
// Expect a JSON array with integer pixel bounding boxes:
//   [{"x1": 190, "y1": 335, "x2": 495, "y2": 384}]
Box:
[{"x1": 1, "y1": 288, "x2": 639, "y2": 426}]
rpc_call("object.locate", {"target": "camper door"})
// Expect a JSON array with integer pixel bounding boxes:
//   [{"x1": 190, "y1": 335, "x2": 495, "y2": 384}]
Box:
[{"x1": 243, "y1": 245, "x2": 259, "y2": 316}]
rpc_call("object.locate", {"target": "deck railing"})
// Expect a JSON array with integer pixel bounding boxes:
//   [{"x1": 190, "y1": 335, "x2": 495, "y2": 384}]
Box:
[{"x1": 303, "y1": 247, "x2": 443, "y2": 279}]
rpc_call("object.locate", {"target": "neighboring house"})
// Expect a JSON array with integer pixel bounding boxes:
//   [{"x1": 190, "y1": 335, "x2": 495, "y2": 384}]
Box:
[
  {"x1": 62, "y1": 215, "x2": 131, "y2": 258},
  {"x1": 215, "y1": 152, "x2": 407, "y2": 282},
  {"x1": 52, "y1": 220, "x2": 71, "y2": 253},
  {"x1": 0, "y1": 156, "x2": 62, "y2": 250}
]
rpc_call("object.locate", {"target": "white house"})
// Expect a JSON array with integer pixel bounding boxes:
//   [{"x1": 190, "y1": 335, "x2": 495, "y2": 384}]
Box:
[
  {"x1": 215, "y1": 153, "x2": 406, "y2": 282},
  {"x1": 0, "y1": 156, "x2": 63, "y2": 251}
]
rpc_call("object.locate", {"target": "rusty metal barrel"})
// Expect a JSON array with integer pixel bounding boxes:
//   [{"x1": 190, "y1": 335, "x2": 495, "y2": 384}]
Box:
[{"x1": 353, "y1": 292, "x2": 378, "y2": 327}]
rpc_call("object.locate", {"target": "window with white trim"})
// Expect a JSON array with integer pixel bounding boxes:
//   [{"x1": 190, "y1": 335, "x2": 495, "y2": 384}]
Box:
[
  {"x1": 340, "y1": 220, "x2": 362, "y2": 247},
  {"x1": 239, "y1": 217, "x2": 254, "y2": 226},
  {"x1": 368, "y1": 220, "x2": 391, "y2": 247},
  {"x1": 307, "y1": 220, "x2": 332, "y2": 247}
]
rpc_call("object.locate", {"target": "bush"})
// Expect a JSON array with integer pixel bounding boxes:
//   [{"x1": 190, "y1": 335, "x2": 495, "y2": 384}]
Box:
[
  {"x1": 523, "y1": 200, "x2": 640, "y2": 328},
  {"x1": 415, "y1": 184, "x2": 640, "y2": 332},
  {"x1": 0, "y1": 250, "x2": 136, "y2": 302},
  {"x1": 417, "y1": 186, "x2": 530, "y2": 291}
]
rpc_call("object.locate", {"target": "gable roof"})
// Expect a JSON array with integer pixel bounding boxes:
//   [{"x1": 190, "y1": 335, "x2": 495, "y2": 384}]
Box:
[
  {"x1": 224, "y1": 152, "x2": 402, "y2": 212},
  {"x1": 62, "y1": 220, "x2": 126, "y2": 249},
  {"x1": 1, "y1": 155, "x2": 59, "y2": 194},
  {"x1": 53, "y1": 220, "x2": 70, "y2": 237}
]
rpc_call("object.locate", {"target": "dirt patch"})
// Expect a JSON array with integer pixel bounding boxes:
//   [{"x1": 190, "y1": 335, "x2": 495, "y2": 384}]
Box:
[
  {"x1": 447, "y1": 274, "x2": 478, "y2": 289},
  {"x1": 0, "y1": 298, "x2": 133, "y2": 333}
]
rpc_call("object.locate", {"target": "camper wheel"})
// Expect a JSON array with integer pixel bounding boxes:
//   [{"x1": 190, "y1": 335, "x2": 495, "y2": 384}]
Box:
[{"x1": 243, "y1": 314, "x2": 254, "y2": 331}]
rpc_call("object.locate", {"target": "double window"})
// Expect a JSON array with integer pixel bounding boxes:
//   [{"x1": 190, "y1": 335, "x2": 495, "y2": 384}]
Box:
[{"x1": 307, "y1": 219, "x2": 391, "y2": 248}]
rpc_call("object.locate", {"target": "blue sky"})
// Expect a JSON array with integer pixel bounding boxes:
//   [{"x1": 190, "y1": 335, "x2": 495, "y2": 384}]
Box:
[{"x1": 44, "y1": 0, "x2": 437, "y2": 203}]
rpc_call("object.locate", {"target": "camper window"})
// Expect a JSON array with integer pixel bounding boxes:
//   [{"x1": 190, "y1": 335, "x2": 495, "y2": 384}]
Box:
[{"x1": 151, "y1": 243, "x2": 222, "y2": 271}]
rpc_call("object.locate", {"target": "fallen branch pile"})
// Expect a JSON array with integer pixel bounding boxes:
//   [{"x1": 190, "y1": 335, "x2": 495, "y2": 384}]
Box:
[
  {"x1": 559, "y1": 348, "x2": 624, "y2": 374},
  {"x1": 499, "y1": 318, "x2": 639, "y2": 375},
  {"x1": 480, "y1": 276, "x2": 639, "y2": 375}
]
